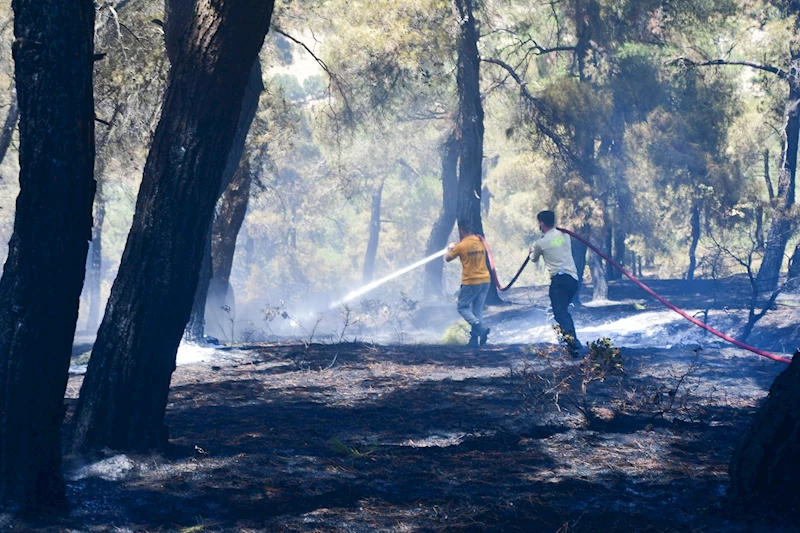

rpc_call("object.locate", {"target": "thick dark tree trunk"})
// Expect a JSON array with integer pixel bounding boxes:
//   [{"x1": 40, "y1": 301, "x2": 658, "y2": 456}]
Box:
[
  {"x1": 363, "y1": 178, "x2": 385, "y2": 283},
  {"x1": 71, "y1": 0, "x2": 275, "y2": 454},
  {"x1": 183, "y1": 54, "x2": 263, "y2": 343},
  {"x1": 786, "y1": 242, "x2": 800, "y2": 291},
  {"x1": 0, "y1": 86, "x2": 18, "y2": 165},
  {"x1": 424, "y1": 131, "x2": 459, "y2": 297},
  {"x1": 729, "y1": 351, "x2": 800, "y2": 508},
  {"x1": 453, "y1": 0, "x2": 483, "y2": 235},
  {"x1": 0, "y1": 0, "x2": 95, "y2": 512},
  {"x1": 687, "y1": 202, "x2": 701, "y2": 281},
  {"x1": 452, "y1": 0, "x2": 501, "y2": 304},
  {"x1": 755, "y1": 82, "x2": 799, "y2": 293}
]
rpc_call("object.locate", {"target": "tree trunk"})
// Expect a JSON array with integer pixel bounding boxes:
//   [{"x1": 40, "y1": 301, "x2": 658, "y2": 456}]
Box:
[
  {"x1": 207, "y1": 157, "x2": 253, "y2": 328},
  {"x1": 423, "y1": 130, "x2": 459, "y2": 297},
  {"x1": 571, "y1": 235, "x2": 587, "y2": 306},
  {"x1": 607, "y1": 225, "x2": 624, "y2": 281},
  {"x1": 589, "y1": 226, "x2": 608, "y2": 301},
  {"x1": 184, "y1": 227, "x2": 213, "y2": 343},
  {"x1": 764, "y1": 149, "x2": 774, "y2": 201},
  {"x1": 86, "y1": 180, "x2": 105, "y2": 332},
  {"x1": 729, "y1": 351, "x2": 800, "y2": 508},
  {"x1": 0, "y1": 0, "x2": 95, "y2": 512},
  {"x1": 687, "y1": 202, "x2": 701, "y2": 281},
  {"x1": 604, "y1": 224, "x2": 614, "y2": 281},
  {"x1": 0, "y1": 85, "x2": 18, "y2": 165},
  {"x1": 755, "y1": 82, "x2": 800, "y2": 293},
  {"x1": 452, "y1": 0, "x2": 502, "y2": 305},
  {"x1": 453, "y1": 0, "x2": 484, "y2": 236},
  {"x1": 786, "y1": 243, "x2": 800, "y2": 291},
  {"x1": 183, "y1": 54, "x2": 264, "y2": 343},
  {"x1": 71, "y1": 0, "x2": 275, "y2": 454},
  {"x1": 363, "y1": 178, "x2": 385, "y2": 283}
]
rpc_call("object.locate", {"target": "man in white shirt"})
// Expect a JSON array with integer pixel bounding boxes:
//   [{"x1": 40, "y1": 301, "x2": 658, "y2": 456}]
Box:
[{"x1": 529, "y1": 210, "x2": 581, "y2": 354}]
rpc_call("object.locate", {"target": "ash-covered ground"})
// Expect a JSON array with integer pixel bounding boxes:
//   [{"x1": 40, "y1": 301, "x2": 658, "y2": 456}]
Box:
[{"x1": 4, "y1": 276, "x2": 799, "y2": 532}]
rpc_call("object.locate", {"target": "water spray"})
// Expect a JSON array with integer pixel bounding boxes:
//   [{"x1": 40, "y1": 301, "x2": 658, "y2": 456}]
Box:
[{"x1": 330, "y1": 248, "x2": 448, "y2": 309}]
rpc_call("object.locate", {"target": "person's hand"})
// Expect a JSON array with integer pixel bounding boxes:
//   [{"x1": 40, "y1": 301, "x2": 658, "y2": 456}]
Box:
[{"x1": 447, "y1": 243, "x2": 456, "y2": 252}]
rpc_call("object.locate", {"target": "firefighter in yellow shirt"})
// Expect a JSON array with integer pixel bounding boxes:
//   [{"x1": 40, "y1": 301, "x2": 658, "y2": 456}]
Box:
[{"x1": 445, "y1": 220, "x2": 491, "y2": 347}]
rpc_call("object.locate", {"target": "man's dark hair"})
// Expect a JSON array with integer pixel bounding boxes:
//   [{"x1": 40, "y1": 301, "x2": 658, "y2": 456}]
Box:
[
  {"x1": 537, "y1": 210, "x2": 555, "y2": 228},
  {"x1": 457, "y1": 219, "x2": 472, "y2": 234}
]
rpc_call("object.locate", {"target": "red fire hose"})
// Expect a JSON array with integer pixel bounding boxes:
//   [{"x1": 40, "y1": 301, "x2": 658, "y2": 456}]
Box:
[{"x1": 481, "y1": 230, "x2": 793, "y2": 364}]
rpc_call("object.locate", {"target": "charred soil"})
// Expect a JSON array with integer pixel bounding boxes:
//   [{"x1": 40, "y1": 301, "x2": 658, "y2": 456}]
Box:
[{"x1": 4, "y1": 277, "x2": 800, "y2": 532}]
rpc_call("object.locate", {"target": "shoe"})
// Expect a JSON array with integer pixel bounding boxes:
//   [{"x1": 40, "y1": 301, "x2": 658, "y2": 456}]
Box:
[
  {"x1": 466, "y1": 335, "x2": 479, "y2": 347},
  {"x1": 479, "y1": 327, "x2": 490, "y2": 346}
]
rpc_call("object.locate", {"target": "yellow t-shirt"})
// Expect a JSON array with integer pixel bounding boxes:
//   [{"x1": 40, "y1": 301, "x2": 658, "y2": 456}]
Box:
[{"x1": 446, "y1": 235, "x2": 491, "y2": 285}]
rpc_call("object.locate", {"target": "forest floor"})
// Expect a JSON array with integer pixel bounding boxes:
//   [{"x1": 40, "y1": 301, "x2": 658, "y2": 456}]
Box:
[{"x1": 4, "y1": 276, "x2": 800, "y2": 532}]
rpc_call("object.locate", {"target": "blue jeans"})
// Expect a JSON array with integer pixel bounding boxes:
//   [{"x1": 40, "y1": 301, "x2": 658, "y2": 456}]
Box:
[{"x1": 457, "y1": 283, "x2": 490, "y2": 331}]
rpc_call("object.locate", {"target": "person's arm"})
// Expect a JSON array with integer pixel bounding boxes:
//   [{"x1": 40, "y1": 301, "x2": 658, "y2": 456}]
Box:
[
  {"x1": 445, "y1": 242, "x2": 460, "y2": 262},
  {"x1": 529, "y1": 240, "x2": 543, "y2": 262}
]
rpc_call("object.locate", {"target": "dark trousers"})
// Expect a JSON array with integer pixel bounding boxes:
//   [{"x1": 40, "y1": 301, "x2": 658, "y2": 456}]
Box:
[{"x1": 549, "y1": 274, "x2": 579, "y2": 343}]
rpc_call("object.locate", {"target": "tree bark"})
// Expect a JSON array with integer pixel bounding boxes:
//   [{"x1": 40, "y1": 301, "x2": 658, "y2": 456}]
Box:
[
  {"x1": 755, "y1": 81, "x2": 800, "y2": 293},
  {"x1": 424, "y1": 131, "x2": 460, "y2": 297},
  {"x1": 71, "y1": 0, "x2": 275, "y2": 454},
  {"x1": 687, "y1": 202, "x2": 701, "y2": 281},
  {"x1": 453, "y1": 0, "x2": 483, "y2": 236},
  {"x1": 786, "y1": 242, "x2": 800, "y2": 291},
  {"x1": 589, "y1": 225, "x2": 608, "y2": 300},
  {"x1": 363, "y1": 178, "x2": 385, "y2": 283},
  {"x1": 183, "y1": 53, "x2": 263, "y2": 343},
  {"x1": 0, "y1": 85, "x2": 18, "y2": 166},
  {"x1": 207, "y1": 157, "x2": 253, "y2": 329},
  {"x1": 0, "y1": 0, "x2": 95, "y2": 512},
  {"x1": 571, "y1": 235, "x2": 587, "y2": 306},
  {"x1": 452, "y1": 0, "x2": 503, "y2": 305},
  {"x1": 729, "y1": 351, "x2": 800, "y2": 508}
]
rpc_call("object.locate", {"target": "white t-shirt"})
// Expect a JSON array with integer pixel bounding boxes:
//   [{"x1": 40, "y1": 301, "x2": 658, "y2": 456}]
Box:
[{"x1": 530, "y1": 228, "x2": 578, "y2": 280}]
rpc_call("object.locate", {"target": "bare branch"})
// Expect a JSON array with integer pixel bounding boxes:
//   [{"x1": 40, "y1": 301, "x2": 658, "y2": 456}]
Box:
[
  {"x1": 669, "y1": 57, "x2": 789, "y2": 80},
  {"x1": 480, "y1": 56, "x2": 537, "y2": 101},
  {"x1": 272, "y1": 27, "x2": 353, "y2": 121}
]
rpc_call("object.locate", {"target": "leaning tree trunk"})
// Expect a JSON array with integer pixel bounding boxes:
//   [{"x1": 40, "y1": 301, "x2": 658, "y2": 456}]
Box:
[
  {"x1": 0, "y1": 0, "x2": 95, "y2": 512},
  {"x1": 0, "y1": 84, "x2": 18, "y2": 166},
  {"x1": 423, "y1": 130, "x2": 459, "y2": 297},
  {"x1": 71, "y1": 0, "x2": 275, "y2": 454},
  {"x1": 207, "y1": 157, "x2": 253, "y2": 326},
  {"x1": 183, "y1": 51, "x2": 263, "y2": 343},
  {"x1": 755, "y1": 82, "x2": 799, "y2": 293},
  {"x1": 363, "y1": 178, "x2": 385, "y2": 284},
  {"x1": 729, "y1": 351, "x2": 800, "y2": 508}
]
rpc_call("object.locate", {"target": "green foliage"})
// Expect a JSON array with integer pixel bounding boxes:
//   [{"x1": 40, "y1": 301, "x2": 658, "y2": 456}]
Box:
[
  {"x1": 586, "y1": 338, "x2": 624, "y2": 377},
  {"x1": 441, "y1": 322, "x2": 471, "y2": 345},
  {"x1": 328, "y1": 437, "x2": 375, "y2": 459}
]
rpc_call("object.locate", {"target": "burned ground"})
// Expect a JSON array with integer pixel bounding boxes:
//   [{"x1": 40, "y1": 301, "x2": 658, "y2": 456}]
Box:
[{"x1": 4, "y1": 277, "x2": 800, "y2": 532}]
